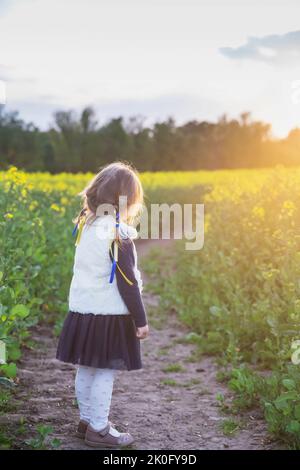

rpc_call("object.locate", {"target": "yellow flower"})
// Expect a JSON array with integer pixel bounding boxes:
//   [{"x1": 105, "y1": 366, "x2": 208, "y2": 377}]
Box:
[
  {"x1": 50, "y1": 203, "x2": 61, "y2": 212},
  {"x1": 282, "y1": 200, "x2": 296, "y2": 217},
  {"x1": 60, "y1": 197, "x2": 69, "y2": 206},
  {"x1": 29, "y1": 201, "x2": 38, "y2": 211},
  {"x1": 283, "y1": 200, "x2": 296, "y2": 211},
  {"x1": 252, "y1": 206, "x2": 265, "y2": 219},
  {"x1": 7, "y1": 166, "x2": 18, "y2": 174},
  {"x1": 4, "y1": 213, "x2": 14, "y2": 219}
]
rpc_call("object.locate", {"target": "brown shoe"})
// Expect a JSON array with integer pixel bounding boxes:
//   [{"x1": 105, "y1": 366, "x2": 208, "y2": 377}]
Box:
[
  {"x1": 75, "y1": 419, "x2": 89, "y2": 439},
  {"x1": 85, "y1": 423, "x2": 135, "y2": 448},
  {"x1": 75, "y1": 420, "x2": 116, "y2": 439}
]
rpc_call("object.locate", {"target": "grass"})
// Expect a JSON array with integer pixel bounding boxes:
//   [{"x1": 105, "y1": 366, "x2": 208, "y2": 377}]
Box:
[
  {"x1": 160, "y1": 378, "x2": 180, "y2": 387},
  {"x1": 157, "y1": 346, "x2": 172, "y2": 356},
  {"x1": 160, "y1": 377, "x2": 201, "y2": 388},
  {"x1": 162, "y1": 363, "x2": 186, "y2": 373},
  {"x1": 0, "y1": 389, "x2": 17, "y2": 413},
  {"x1": 220, "y1": 419, "x2": 241, "y2": 437},
  {"x1": 25, "y1": 424, "x2": 61, "y2": 450}
]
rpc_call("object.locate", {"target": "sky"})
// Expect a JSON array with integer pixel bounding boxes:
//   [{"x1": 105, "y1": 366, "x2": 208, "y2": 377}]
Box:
[{"x1": 0, "y1": 0, "x2": 300, "y2": 137}]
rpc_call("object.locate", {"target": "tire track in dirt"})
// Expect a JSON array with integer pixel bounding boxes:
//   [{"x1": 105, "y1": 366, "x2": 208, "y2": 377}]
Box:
[{"x1": 2, "y1": 240, "x2": 281, "y2": 449}]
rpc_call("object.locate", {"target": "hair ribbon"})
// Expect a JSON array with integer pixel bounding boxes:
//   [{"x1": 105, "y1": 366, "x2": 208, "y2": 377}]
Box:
[
  {"x1": 72, "y1": 212, "x2": 86, "y2": 246},
  {"x1": 109, "y1": 211, "x2": 119, "y2": 283}
]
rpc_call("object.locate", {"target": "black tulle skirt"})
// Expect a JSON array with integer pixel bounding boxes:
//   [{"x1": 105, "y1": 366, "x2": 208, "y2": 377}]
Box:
[{"x1": 56, "y1": 311, "x2": 142, "y2": 371}]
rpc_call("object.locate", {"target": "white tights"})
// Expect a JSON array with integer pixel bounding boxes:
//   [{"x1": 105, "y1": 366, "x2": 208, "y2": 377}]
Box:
[{"x1": 75, "y1": 365, "x2": 120, "y2": 435}]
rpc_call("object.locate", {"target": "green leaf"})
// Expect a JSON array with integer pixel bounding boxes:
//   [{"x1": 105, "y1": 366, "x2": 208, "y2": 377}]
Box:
[
  {"x1": 0, "y1": 362, "x2": 17, "y2": 378},
  {"x1": 274, "y1": 392, "x2": 299, "y2": 411},
  {"x1": 51, "y1": 438, "x2": 61, "y2": 449},
  {"x1": 294, "y1": 404, "x2": 300, "y2": 420},
  {"x1": 286, "y1": 420, "x2": 300, "y2": 434},
  {"x1": 37, "y1": 424, "x2": 53, "y2": 437},
  {"x1": 183, "y1": 332, "x2": 202, "y2": 344},
  {"x1": 0, "y1": 272, "x2": 3, "y2": 282},
  {"x1": 11, "y1": 304, "x2": 30, "y2": 318},
  {"x1": 8, "y1": 345, "x2": 21, "y2": 361},
  {"x1": 282, "y1": 379, "x2": 296, "y2": 390},
  {"x1": 264, "y1": 401, "x2": 277, "y2": 420}
]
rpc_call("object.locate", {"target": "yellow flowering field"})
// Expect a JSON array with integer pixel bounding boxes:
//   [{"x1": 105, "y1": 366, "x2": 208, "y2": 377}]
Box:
[
  {"x1": 1, "y1": 165, "x2": 300, "y2": 446},
  {"x1": 142, "y1": 166, "x2": 300, "y2": 447}
]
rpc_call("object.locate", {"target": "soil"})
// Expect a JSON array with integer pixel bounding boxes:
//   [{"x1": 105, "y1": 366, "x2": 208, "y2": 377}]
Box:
[{"x1": 1, "y1": 240, "x2": 282, "y2": 450}]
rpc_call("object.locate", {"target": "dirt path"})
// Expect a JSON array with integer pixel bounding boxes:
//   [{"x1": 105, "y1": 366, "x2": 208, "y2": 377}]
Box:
[{"x1": 3, "y1": 240, "x2": 281, "y2": 450}]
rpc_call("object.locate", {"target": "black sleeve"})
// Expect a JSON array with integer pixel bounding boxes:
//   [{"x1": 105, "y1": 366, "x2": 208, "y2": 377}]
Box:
[{"x1": 111, "y1": 239, "x2": 148, "y2": 328}]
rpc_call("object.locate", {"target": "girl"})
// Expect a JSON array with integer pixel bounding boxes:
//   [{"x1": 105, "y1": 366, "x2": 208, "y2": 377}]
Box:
[{"x1": 56, "y1": 162, "x2": 149, "y2": 448}]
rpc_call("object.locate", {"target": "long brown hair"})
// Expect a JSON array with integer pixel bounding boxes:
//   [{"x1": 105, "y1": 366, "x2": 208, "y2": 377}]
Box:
[{"x1": 74, "y1": 161, "x2": 144, "y2": 226}]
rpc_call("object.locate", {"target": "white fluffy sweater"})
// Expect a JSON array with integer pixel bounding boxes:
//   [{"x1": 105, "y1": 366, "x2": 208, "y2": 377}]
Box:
[{"x1": 68, "y1": 215, "x2": 142, "y2": 315}]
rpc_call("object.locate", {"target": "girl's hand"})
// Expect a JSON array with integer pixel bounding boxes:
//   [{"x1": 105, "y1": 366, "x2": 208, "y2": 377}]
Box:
[{"x1": 136, "y1": 324, "x2": 149, "y2": 339}]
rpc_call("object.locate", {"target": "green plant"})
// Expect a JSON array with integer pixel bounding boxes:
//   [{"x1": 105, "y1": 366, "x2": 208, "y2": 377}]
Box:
[
  {"x1": 160, "y1": 378, "x2": 179, "y2": 387},
  {"x1": 220, "y1": 419, "x2": 241, "y2": 436},
  {"x1": 25, "y1": 425, "x2": 61, "y2": 450},
  {"x1": 162, "y1": 363, "x2": 185, "y2": 373},
  {"x1": 144, "y1": 170, "x2": 300, "y2": 447}
]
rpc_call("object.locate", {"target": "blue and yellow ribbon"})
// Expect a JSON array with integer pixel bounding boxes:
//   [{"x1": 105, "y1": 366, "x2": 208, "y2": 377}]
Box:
[
  {"x1": 109, "y1": 211, "x2": 119, "y2": 283},
  {"x1": 72, "y1": 213, "x2": 86, "y2": 246},
  {"x1": 109, "y1": 243, "x2": 133, "y2": 286}
]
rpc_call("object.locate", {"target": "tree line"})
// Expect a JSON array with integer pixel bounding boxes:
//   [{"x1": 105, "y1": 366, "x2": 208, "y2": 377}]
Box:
[{"x1": 1, "y1": 105, "x2": 300, "y2": 172}]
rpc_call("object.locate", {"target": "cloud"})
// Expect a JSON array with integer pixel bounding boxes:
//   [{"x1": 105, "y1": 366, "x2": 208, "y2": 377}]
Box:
[
  {"x1": 0, "y1": 0, "x2": 14, "y2": 16},
  {"x1": 0, "y1": 64, "x2": 36, "y2": 84},
  {"x1": 220, "y1": 30, "x2": 300, "y2": 65},
  {"x1": 0, "y1": 64, "x2": 14, "y2": 81}
]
